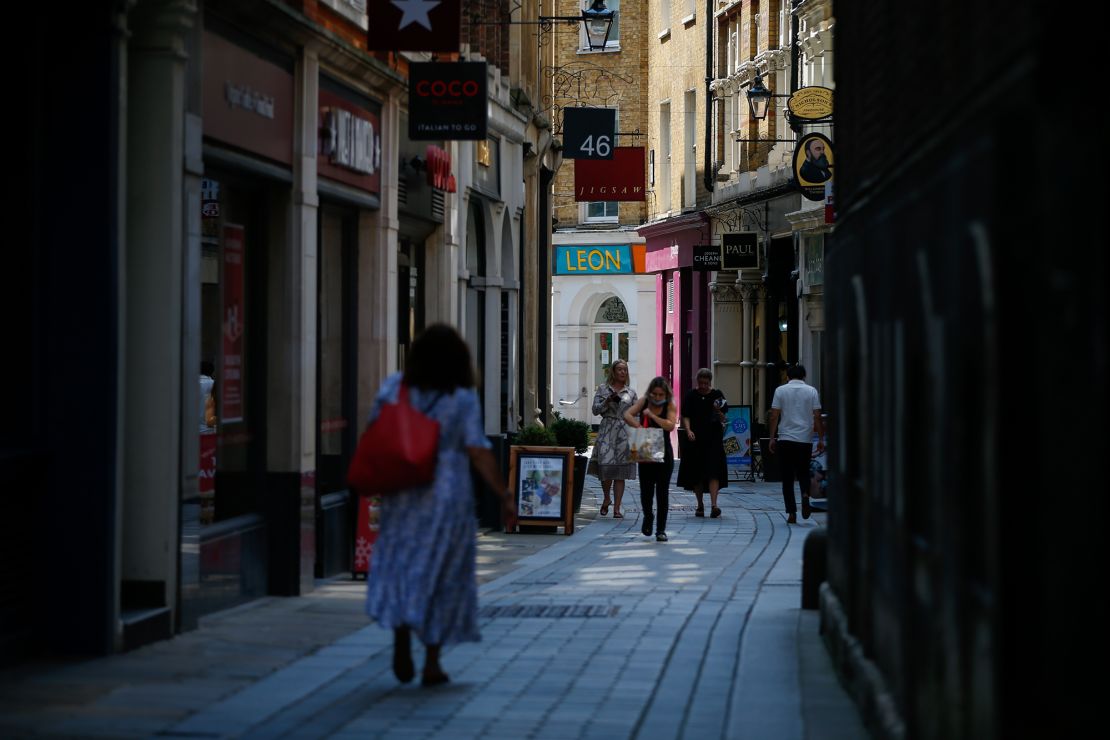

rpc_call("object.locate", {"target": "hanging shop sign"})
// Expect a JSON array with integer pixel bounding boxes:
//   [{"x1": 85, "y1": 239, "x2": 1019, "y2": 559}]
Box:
[
  {"x1": 787, "y1": 86, "x2": 834, "y2": 121},
  {"x1": 424, "y1": 145, "x2": 456, "y2": 192},
  {"x1": 692, "y1": 244, "x2": 722, "y2": 271},
  {"x1": 573, "y1": 147, "x2": 646, "y2": 201},
  {"x1": 795, "y1": 133, "x2": 834, "y2": 202},
  {"x1": 554, "y1": 244, "x2": 634, "y2": 275},
  {"x1": 368, "y1": 0, "x2": 459, "y2": 52},
  {"x1": 409, "y1": 61, "x2": 488, "y2": 140},
  {"x1": 318, "y1": 87, "x2": 381, "y2": 194},
  {"x1": 721, "y1": 232, "x2": 759, "y2": 270},
  {"x1": 562, "y1": 108, "x2": 617, "y2": 160}
]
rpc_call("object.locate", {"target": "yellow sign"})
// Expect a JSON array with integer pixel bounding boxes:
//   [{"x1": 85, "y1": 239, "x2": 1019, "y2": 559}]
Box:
[{"x1": 788, "y1": 87, "x2": 834, "y2": 120}]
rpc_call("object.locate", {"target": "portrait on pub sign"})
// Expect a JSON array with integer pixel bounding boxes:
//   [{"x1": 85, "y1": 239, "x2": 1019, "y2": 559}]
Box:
[{"x1": 794, "y1": 133, "x2": 834, "y2": 186}]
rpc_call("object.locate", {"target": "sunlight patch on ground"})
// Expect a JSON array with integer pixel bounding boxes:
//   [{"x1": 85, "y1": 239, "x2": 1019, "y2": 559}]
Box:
[
  {"x1": 600, "y1": 548, "x2": 661, "y2": 561},
  {"x1": 576, "y1": 564, "x2": 654, "y2": 584}
]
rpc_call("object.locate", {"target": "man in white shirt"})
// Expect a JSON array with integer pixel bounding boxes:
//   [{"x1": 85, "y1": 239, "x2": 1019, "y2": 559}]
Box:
[{"x1": 768, "y1": 364, "x2": 825, "y2": 524}]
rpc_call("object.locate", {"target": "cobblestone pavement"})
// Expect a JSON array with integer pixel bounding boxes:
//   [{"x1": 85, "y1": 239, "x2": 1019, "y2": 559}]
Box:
[{"x1": 0, "y1": 472, "x2": 865, "y2": 739}]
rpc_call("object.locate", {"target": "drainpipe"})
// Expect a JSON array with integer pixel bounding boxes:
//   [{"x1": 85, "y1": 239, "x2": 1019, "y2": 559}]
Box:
[
  {"x1": 790, "y1": 2, "x2": 800, "y2": 97},
  {"x1": 703, "y1": 0, "x2": 715, "y2": 193}
]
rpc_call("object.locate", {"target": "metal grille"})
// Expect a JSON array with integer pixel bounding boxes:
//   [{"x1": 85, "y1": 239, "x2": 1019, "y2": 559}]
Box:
[{"x1": 479, "y1": 604, "x2": 619, "y2": 619}]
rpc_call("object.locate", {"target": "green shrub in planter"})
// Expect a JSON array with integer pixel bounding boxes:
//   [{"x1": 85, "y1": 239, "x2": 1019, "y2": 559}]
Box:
[
  {"x1": 515, "y1": 423, "x2": 557, "y2": 446},
  {"x1": 550, "y1": 414, "x2": 590, "y2": 454}
]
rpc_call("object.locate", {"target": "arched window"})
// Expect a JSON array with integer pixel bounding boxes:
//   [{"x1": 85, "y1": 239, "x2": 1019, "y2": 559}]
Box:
[
  {"x1": 593, "y1": 296, "x2": 630, "y2": 386},
  {"x1": 595, "y1": 296, "x2": 628, "y2": 323}
]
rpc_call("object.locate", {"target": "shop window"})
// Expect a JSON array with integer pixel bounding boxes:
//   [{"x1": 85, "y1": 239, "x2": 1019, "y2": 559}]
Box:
[
  {"x1": 197, "y1": 175, "x2": 268, "y2": 525},
  {"x1": 585, "y1": 201, "x2": 618, "y2": 222},
  {"x1": 317, "y1": 208, "x2": 356, "y2": 495},
  {"x1": 398, "y1": 237, "x2": 426, "y2": 369}
]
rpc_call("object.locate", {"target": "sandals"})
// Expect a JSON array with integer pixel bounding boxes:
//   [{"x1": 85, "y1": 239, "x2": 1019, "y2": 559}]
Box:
[
  {"x1": 711, "y1": 507, "x2": 722, "y2": 519},
  {"x1": 694, "y1": 506, "x2": 705, "y2": 517},
  {"x1": 600, "y1": 499, "x2": 610, "y2": 516},
  {"x1": 613, "y1": 511, "x2": 624, "y2": 519}
]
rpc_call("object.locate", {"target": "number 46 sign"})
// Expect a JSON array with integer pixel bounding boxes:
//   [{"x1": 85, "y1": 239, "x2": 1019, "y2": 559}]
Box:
[{"x1": 562, "y1": 108, "x2": 616, "y2": 160}]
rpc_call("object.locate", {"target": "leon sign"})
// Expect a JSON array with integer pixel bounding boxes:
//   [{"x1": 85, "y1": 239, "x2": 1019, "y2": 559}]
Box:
[{"x1": 554, "y1": 245, "x2": 633, "y2": 275}]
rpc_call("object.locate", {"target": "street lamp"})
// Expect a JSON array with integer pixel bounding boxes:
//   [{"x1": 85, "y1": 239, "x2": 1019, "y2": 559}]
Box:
[
  {"x1": 479, "y1": 1, "x2": 615, "y2": 52},
  {"x1": 733, "y1": 73, "x2": 796, "y2": 144},
  {"x1": 580, "y1": 1, "x2": 616, "y2": 51},
  {"x1": 747, "y1": 74, "x2": 773, "y2": 120}
]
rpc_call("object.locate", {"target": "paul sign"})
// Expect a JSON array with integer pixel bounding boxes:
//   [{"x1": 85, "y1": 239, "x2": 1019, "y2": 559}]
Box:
[
  {"x1": 721, "y1": 233, "x2": 759, "y2": 270},
  {"x1": 409, "y1": 62, "x2": 488, "y2": 141}
]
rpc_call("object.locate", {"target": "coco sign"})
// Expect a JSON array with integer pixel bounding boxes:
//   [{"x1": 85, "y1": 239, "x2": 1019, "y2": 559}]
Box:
[{"x1": 409, "y1": 61, "x2": 488, "y2": 141}]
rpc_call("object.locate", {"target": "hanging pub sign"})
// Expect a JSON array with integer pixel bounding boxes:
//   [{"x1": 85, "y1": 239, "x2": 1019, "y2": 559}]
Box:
[
  {"x1": 692, "y1": 244, "x2": 721, "y2": 271},
  {"x1": 721, "y1": 232, "x2": 759, "y2": 270},
  {"x1": 795, "y1": 132, "x2": 834, "y2": 202},
  {"x1": 368, "y1": 0, "x2": 460, "y2": 52},
  {"x1": 562, "y1": 108, "x2": 616, "y2": 160},
  {"x1": 409, "y1": 62, "x2": 488, "y2": 140},
  {"x1": 574, "y1": 146, "x2": 646, "y2": 201},
  {"x1": 787, "y1": 86, "x2": 834, "y2": 121}
]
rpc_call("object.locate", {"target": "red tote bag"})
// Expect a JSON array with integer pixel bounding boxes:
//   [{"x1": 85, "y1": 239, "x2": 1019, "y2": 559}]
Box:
[{"x1": 347, "y1": 384, "x2": 441, "y2": 495}]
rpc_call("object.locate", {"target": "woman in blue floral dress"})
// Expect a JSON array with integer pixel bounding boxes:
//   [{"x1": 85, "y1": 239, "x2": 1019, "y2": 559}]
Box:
[{"x1": 364, "y1": 325, "x2": 516, "y2": 686}]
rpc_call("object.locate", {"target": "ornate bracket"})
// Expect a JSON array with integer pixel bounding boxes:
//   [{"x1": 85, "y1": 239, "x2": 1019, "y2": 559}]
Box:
[{"x1": 542, "y1": 61, "x2": 638, "y2": 131}]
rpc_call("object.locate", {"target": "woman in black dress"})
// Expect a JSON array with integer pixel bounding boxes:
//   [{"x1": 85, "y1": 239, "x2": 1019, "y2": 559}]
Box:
[{"x1": 677, "y1": 368, "x2": 729, "y2": 518}]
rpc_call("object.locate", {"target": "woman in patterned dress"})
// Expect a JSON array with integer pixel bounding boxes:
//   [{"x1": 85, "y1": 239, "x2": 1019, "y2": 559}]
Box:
[
  {"x1": 365, "y1": 324, "x2": 517, "y2": 687},
  {"x1": 590, "y1": 359, "x2": 638, "y2": 518}
]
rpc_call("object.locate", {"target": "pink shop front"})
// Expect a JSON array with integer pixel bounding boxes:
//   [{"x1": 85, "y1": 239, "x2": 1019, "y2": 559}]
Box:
[{"x1": 639, "y1": 213, "x2": 713, "y2": 426}]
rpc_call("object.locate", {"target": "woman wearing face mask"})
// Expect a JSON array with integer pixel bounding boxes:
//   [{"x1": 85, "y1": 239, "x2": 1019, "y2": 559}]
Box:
[{"x1": 623, "y1": 377, "x2": 677, "y2": 541}]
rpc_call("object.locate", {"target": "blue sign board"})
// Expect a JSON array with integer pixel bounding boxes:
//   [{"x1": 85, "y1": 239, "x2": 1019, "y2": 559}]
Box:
[
  {"x1": 554, "y1": 244, "x2": 633, "y2": 275},
  {"x1": 723, "y1": 405, "x2": 753, "y2": 469}
]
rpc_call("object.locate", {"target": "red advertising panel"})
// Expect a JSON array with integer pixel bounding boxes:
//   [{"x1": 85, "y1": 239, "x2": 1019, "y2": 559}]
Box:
[
  {"x1": 198, "y1": 431, "x2": 217, "y2": 525},
  {"x1": 353, "y1": 495, "x2": 382, "y2": 575},
  {"x1": 574, "y1": 147, "x2": 647, "y2": 201},
  {"x1": 199, "y1": 432, "x2": 217, "y2": 494},
  {"x1": 221, "y1": 224, "x2": 245, "y2": 423}
]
